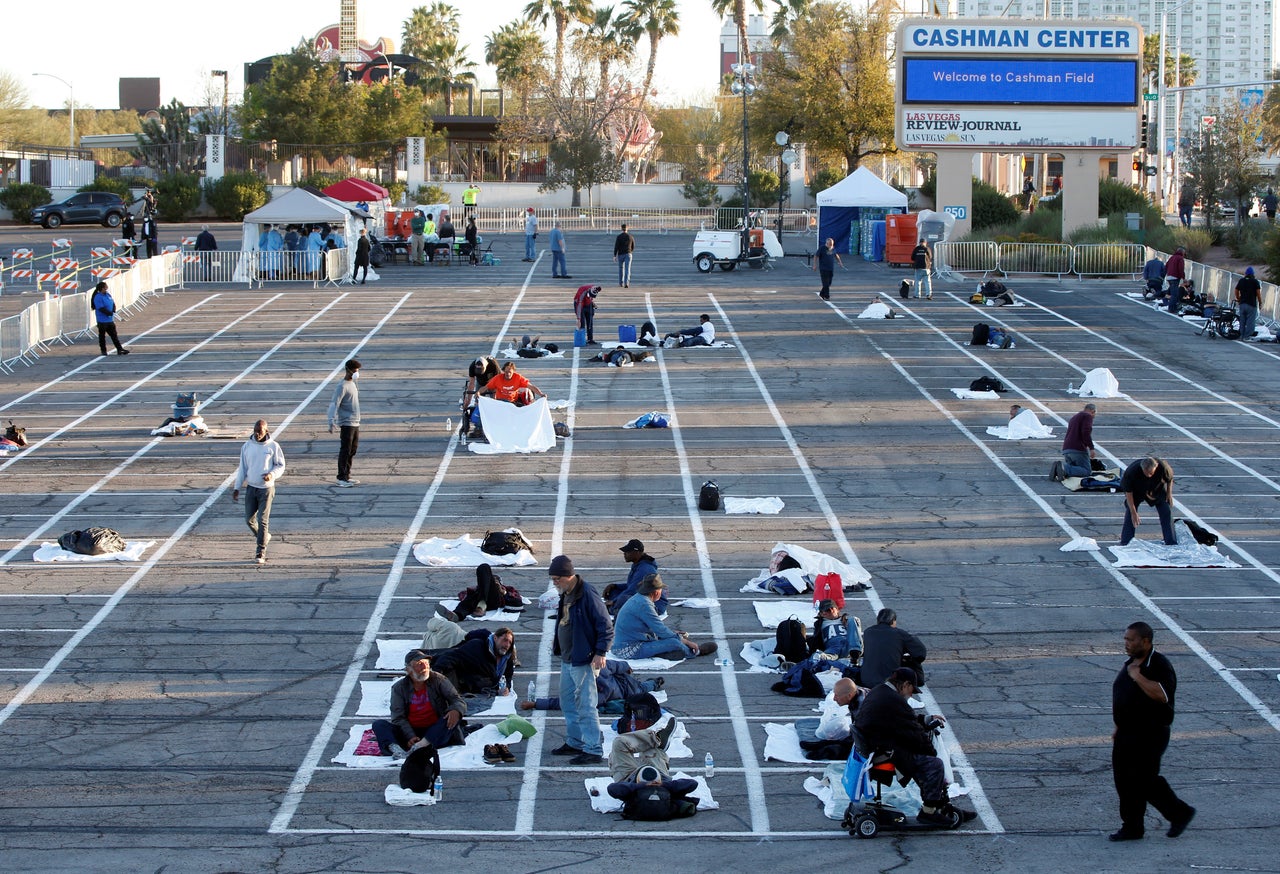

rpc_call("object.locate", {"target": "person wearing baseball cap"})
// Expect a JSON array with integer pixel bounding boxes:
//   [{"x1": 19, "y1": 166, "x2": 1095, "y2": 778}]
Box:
[
  {"x1": 854, "y1": 667, "x2": 977, "y2": 827},
  {"x1": 812, "y1": 599, "x2": 860, "y2": 662},
  {"x1": 370, "y1": 648, "x2": 467, "y2": 759},
  {"x1": 523, "y1": 206, "x2": 538, "y2": 261},
  {"x1": 606, "y1": 538, "x2": 665, "y2": 617},
  {"x1": 614, "y1": 574, "x2": 716, "y2": 662}
]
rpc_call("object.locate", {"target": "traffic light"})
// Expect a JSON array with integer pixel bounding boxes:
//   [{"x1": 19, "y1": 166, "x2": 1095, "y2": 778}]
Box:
[
  {"x1": 1139, "y1": 115, "x2": 1149, "y2": 150},
  {"x1": 1133, "y1": 158, "x2": 1142, "y2": 171}
]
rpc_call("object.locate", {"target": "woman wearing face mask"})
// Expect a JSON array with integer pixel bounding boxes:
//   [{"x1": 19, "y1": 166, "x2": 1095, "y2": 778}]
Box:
[{"x1": 327, "y1": 359, "x2": 362, "y2": 486}]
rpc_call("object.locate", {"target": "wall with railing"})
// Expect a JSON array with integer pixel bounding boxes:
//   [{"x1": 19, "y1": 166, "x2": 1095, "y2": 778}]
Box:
[{"x1": 0, "y1": 252, "x2": 179, "y2": 372}]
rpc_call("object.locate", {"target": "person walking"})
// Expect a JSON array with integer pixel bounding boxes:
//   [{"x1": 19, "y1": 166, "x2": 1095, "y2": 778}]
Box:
[
  {"x1": 523, "y1": 207, "x2": 538, "y2": 262},
  {"x1": 614, "y1": 223, "x2": 635, "y2": 287},
  {"x1": 231, "y1": 418, "x2": 285, "y2": 565},
  {"x1": 352, "y1": 228, "x2": 371, "y2": 284},
  {"x1": 1177, "y1": 188, "x2": 1195, "y2": 228},
  {"x1": 549, "y1": 222, "x2": 570, "y2": 278},
  {"x1": 811, "y1": 237, "x2": 842, "y2": 300},
  {"x1": 1263, "y1": 188, "x2": 1277, "y2": 222},
  {"x1": 1234, "y1": 266, "x2": 1262, "y2": 341},
  {"x1": 90, "y1": 280, "x2": 130, "y2": 356},
  {"x1": 327, "y1": 359, "x2": 362, "y2": 487},
  {"x1": 465, "y1": 215, "x2": 480, "y2": 266},
  {"x1": 911, "y1": 239, "x2": 933, "y2": 300},
  {"x1": 548, "y1": 554, "x2": 613, "y2": 766},
  {"x1": 1108, "y1": 621, "x2": 1195, "y2": 842},
  {"x1": 462, "y1": 180, "x2": 481, "y2": 217},
  {"x1": 194, "y1": 224, "x2": 217, "y2": 281}
]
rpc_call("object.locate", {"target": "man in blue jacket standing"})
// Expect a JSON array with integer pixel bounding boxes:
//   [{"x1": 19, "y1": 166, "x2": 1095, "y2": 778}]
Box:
[{"x1": 549, "y1": 554, "x2": 613, "y2": 765}]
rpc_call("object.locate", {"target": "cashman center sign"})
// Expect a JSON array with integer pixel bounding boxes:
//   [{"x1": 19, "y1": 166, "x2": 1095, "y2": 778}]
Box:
[{"x1": 896, "y1": 19, "x2": 1142, "y2": 151}]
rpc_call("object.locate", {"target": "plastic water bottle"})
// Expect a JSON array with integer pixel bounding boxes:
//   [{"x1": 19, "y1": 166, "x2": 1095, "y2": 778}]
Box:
[
  {"x1": 1068, "y1": 382, "x2": 1075, "y2": 393},
  {"x1": 704, "y1": 752, "x2": 715, "y2": 779},
  {"x1": 445, "y1": 417, "x2": 452, "y2": 433},
  {"x1": 433, "y1": 775, "x2": 443, "y2": 802},
  {"x1": 498, "y1": 676, "x2": 507, "y2": 696},
  {"x1": 527, "y1": 680, "x2": 536, "y2": 702}
]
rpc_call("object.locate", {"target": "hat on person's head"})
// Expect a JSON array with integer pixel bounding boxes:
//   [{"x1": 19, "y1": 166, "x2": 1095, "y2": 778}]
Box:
[
  {"x1": 619, "y1": 538, "x2": 645, "y2": 553},
  {"x1": 527, "y1": 206, "x2": 535, "y2": 213},
  {"x1": 636, "y1": 765, "x2": 661, "y2": 784},
  {"x1": 638, "y1": 573, "x2": 665, "y2": 594},
  {"x1": 817, "y1": 598, "x2": 838, "y2": 613},
  {"x1": 1246, "y1": 266, "x2": 1256, "y2": 276},
  {"x1": 404, "y1": 649, "x2": 431, "y2": 666},
  {"x1": 889, "y1": 667, "x2": 918, "y2": 687},
  {"x1": 548, "y1": 554, "x2": 575, "y2": 577}
]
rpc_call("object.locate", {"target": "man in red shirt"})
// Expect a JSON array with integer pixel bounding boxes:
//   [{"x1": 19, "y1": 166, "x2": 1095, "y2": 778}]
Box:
[
  {"x1": 481, "y1": 361, "x2": 546, "y2": 407},
  {"x1": 1055, "y1": 402, "x2": 1097, "y2": 481},
  {"x1": 372, "y1": 649, "x2": 467, "y2": 758}
]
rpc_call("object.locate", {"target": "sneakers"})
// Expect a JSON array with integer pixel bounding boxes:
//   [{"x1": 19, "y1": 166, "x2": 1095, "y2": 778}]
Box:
[
  {"x1": 569, "y1": 751, "x2": 604, "y2": 766},
  {"x1": 118, "y1": 349, "x2": 131, "y2": 355},
  {"x1": 483, "y1": 744, "x2": 505, "y2": 764},
  {"x1": 654, "y1": 716, "x2": 679, "y2": 750},
  {"x1": 388, "y1": 743, "x2": 410, "y2": 760},
  {"x1": 1108, "y1": 828, "x2": 1143, "y2": 842},
  {"x1": 1167, "y1": 807, "x2": 1195, "y2": 838},
  {"x1": 550, "y1": 743, "x2": 580, "y2": 756},
  {"x1": 255, "y1": 554, "x2": 265, "y2": 565},
  {"x1": 336, "y1": 478, "x2": 361, "y2": 487},
  {"x1": 498, "y1": 743, "x2": 516, "y2": 763},
  {"x1": 916, "y1": 808, "x2": 957, "y2": 827},
  {"x1": 436, "y1": 604, "x2": 459, "y2": 623},
  {"x1": 697, "y1": 641, "x2": 718, "y2": 657}
]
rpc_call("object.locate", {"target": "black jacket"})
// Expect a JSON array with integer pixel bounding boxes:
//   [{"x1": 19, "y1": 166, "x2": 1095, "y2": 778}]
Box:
[
  {"x1": 860, "y1": 623, "x2": 927, "y2": 686},
  {"x1": 854, "y1": 682, "x2": 935, "y2": 757},
  {"x1": 429, "y1": 634, "x2": 515, "y2": 694}
]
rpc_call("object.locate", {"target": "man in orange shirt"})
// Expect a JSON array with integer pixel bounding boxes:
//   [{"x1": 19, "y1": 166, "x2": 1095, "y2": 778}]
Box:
[{"x1": 481, "y1": 361, "x2": 546, "y2": 406}]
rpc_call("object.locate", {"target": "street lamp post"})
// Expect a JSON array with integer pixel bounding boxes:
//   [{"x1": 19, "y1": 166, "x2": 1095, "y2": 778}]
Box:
[
  {"x1": 730, "y1": 62, "x2": 758, "y2": 257},
  {"x1": 33, "y1": 72, "x2": 74, "y2": 151},
  {"x1": 211, "y1": 70, "x2": 229, "y2": 135},
  {"x1": 775, "y1": 130, "x2": 797, "y2": 242}
]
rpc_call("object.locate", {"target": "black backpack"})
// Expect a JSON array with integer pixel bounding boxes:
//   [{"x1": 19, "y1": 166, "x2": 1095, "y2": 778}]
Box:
[
  {"x1": 698, "y1": 481, "x2": 721, "y2": 511},
  {"x1": 622, "y1": 783, "x2": 697, "y2": 821},
  {"x1": 481, "y1": 530, "x2": 533, "y2": 556},
  {"x1": 398, "y1": 743, "x2": 441, "y2": 793},
  {"x1": 898, "y1": 279, "x2": 911, "y2": 299},
  {"x1": 619, "y1": 692, "x2": 663, "y2": 733},
  {"x1": 1178, "y1": 518, "x2": 1219, "y2": 546},
  {"x1": 969, "y1": 375, "x2": 1006, "y2": 393},
  {"x1": 774, "y1": 617, "x2": 810, "y2": 664},
  {"x1": 57, "y1": 527, "x2": 126, "y2": 556},
  {"x1": 970, "y1": 323, "x2": 990, "y2": 346}
]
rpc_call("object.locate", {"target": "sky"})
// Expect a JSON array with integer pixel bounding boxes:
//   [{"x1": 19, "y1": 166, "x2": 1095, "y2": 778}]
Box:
[{"x1": 12, "y1": 0, "x2": 730, "y2": 113}]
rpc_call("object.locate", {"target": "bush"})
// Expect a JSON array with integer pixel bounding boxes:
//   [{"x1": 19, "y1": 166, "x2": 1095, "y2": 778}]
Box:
[
  {"x1": 1170, "y1": 228, "x2": 1213, "y2": 261},
  {"x1": 0, "y1": 183, "x2": 52, "y2": 223},
  {"x1": 386, "y1": 181, "x2": 407, "y2": 206},
  {"x1": 971, "y1": 178, "x2": 1019, "y2": 230},
  {"x1": 414, "y1": 184, "x2": 449, "y2": 204},
  {"x1": 80, "y1": 178, "x2": 132, "y2": 199},
  {"x1": 1224, "y1": 218, "x2": 1273, "y2": 264},
  {"x1": 204, "y1": 172, "x2": 269, "y2": 220},
  {"x1": 808, "y1": 168, "x2": 841, "y2": 200},
  {"x1": 680, "y1": 178, "x2": 722, "y2": 207},
  {"x1": 1097, "y1": 178, "x2": 1150, "y2": 216},
  {"x1": 297, "y1": 172, "x2": 345, "y2": 191},
  {"x1": 748, "y1": 168, "x2": 781, "y2": 206},
  {"x1": 155, "y1": 173, "x2": 201, "y2": 222}
]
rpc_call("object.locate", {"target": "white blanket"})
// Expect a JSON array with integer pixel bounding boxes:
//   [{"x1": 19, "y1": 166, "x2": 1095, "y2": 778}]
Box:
[
  {"x1": 33, "y1": 540, "x2": 156, "y2": 562},
  {"x1": 1060, "y1": 537, "x2": 1100, "y2": 552},
  {"x1": 585, "y1": 772, "x2": 720, "y2": 813},
  {"x1": 753, "y1": 600, "x2": 813, "y2": 629},
  {"x1": 384, "y1": 784, "x2": 437, "y2": 806},
  {"x1": 670, "y1": 598, "x2": 720, "y2": 609},
  {"x1": 856, "y1": 301, "x2": 894, "y2": 319},
  {"x1": 439, "y1": 597, "x2": 528, "y2": 621},
  {"x1": 744, "y1": 541, "x2": 872, "y2": 588},
  {"x1": 986, "y1": 409, "x2": 1054, "y2": 440},
  {"x1": 804, "y1": 763, "x2": 853, "y2": 820},
  {"x1": 740, "y1": 638, "x2": 783, "y2": 672},
  {"x1": 376, "y1": 639, "x2": 423, "y2": 670},
  {"x1": 333, "y1": 722, "x2": 529, "y2": 770},
  {"x1": 1109, "y1": 539, "x2": 1239, "y2": 568},
  {"x1": 468, "y1": 396, "x2": 557, "y2": 454},
  {"x1": 951, "y1": 388, "x2": 1001, "y2": 400},
  {"x1": 412, "y1": 533, "x2": 537, "y2": 567},
  {"x1": 602, "y1": 654, "x2": 682, "y2": 671},
  {"x1": 763, "y1": 723, "x2": 816, "y2": 763},
  {"x1": 1070, "y1": 367, "x2": 1124, "y2": 398},
  {"x1": 724, "y1": 497, "x2": 785, "y2": 515}
]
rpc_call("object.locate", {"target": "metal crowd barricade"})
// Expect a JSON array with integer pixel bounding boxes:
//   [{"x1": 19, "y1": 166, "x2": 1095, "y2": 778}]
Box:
[
  {"x1": 1073, "y1": 243, "x2": 1144, "y2": 278},
  {"x1": 934, "y1": 241, "x2": 998, "y2": 280},
  {"x1": 997, "y1": 242, "x2": 1072, "y2": 278}
]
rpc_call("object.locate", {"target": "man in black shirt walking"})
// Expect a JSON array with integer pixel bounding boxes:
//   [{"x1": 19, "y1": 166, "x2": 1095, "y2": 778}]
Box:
[{"x1": 1109, "y1": 621, "x2": 1194, "y2": 842}]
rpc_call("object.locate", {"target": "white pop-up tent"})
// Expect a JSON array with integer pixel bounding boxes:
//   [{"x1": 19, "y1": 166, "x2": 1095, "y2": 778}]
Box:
[
  {"x1": 815, "y1": 167, "x2": 909, "y2": 254},
  {"x1": 235, "y1": 188, "x2": 373, "y2": 283}
]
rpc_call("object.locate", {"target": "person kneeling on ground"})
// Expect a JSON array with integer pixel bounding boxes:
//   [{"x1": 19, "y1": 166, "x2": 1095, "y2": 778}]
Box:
[
  {"x1": 481, "y1": 360, "x2": 546, "y2": 407},
  {"x1": 372, "y1": 649, "x2": 467, "y2": 758},
  {"x1": 854, "y1": 667, "x2": 976, "y2": 826},
  {"x1": 607, "y1": 718, "x2": 698, "y2": 820},
  {"x1": 663, "y1": 314, "x2": 715, "y2": 348},
  {"x1": 612, "y1": 574, "x2": 716, "y2": 660}
]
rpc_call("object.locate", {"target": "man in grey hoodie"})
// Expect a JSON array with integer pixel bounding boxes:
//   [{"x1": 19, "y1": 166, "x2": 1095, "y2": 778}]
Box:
[
  {"x1": 232, "y1": 418, "x2": 286, "y2": 564},
  {"x1": 327, "y1": 359, "x2": 362, "y2": 486}
]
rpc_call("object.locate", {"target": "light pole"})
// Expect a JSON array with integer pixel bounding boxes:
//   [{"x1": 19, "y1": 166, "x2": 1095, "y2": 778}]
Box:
[
  {"x1": 730, "y1": 62, "x2": 758, "y2": 256},
  {"x1": 211, "y1": 70, "x2": 229, "y2": 135},
  {"x1": 775, "y1": 130, "x2": 797, "y2": 241},
  {"x1": 33, "y1": 72, "x2": 74, "y2": 151}
]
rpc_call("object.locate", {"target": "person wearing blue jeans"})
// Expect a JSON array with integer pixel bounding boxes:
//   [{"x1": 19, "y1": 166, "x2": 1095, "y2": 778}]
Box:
[
  {"x1": 614, "y1": 223, "x2": 634, "y2": 287},
  {"x1": 372, "y1": 649, "x2": 467, "y2": 757},
  {"x1": 549, "y1": 222, "x2": 569, "y2": 278},
  {"x1": 1119, "y1": 457, "x2": 1177, "y2": 546},
  {"x1": 612, "y1": 574, "x2": 716, "y2": 661},
  {"x1": 1234, "y1": 267, "x2": 1261, "y2": 341},
  {"x1": 523, "y1": 207, "x2": 538, "y2": 261},
  {"x1": 549, "y1": 554, "x2": 613, "y2": 765}
]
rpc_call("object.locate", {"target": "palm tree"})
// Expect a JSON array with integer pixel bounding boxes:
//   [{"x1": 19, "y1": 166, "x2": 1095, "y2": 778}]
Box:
[
  {"x1": 485, "y1": 21, "x2": 547, "y2": 114},
  {"x1": 710, "y1": 0, "x2": 766, "y2": 71},
  {"x1": 620, "y1": 0, "x2": 680, "y2": 103},
  {"x1": 523, "y1": 0, "x2": 593, "y2": 92},
  {"x1": 576, "y1": 5, "x2": 637, "y2": 94},
  {"x1": 767, "y1": 0, "x2": 809, "y2": 47},
  {"x1": 402, "y1": 3, "x2": 462, "y2": 58},
  {"x1": 420, "y1": 36, "x2": 478, "y2": 114}
]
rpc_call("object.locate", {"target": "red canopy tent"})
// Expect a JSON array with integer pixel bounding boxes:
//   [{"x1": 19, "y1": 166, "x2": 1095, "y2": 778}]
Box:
[{"x1": 322, "y1": 178, "x2": 390, "y2": 202}]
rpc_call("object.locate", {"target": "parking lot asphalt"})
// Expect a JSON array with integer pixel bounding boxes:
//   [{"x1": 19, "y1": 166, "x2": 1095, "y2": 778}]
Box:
[{"x1": 2, "y1": 225, "x2": 1280, "y2": 871}]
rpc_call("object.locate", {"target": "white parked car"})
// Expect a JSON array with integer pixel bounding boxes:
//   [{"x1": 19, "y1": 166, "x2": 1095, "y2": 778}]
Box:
[{"x1": 692, "y1": 227, "x2": 784, "y2": 272}]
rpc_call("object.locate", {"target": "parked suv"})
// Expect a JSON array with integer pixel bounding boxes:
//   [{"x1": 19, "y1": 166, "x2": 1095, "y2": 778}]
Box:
[{"x1": 30, "y1": 192, "x2": 127, "y2": 229}]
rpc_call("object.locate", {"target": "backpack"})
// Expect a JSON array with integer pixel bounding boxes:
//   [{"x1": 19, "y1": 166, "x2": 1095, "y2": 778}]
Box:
[
  {"x1": 398, "y1": 743, "x2": 441, "y2": 793},
  {"x1": 480, "y1": 529, "x2": 533, "y2": 556},
  {"x1": 57, "y1": 527, "x2": 126, "y2": 556},
  {"x1": 969, "y1": 292, "x2": 985, "y2": 304},
  {"x1": 770, "y1": 661, "x2": 826, "y2": 697},
  {"x1": 1178, "y1": 518, "x2": 1219, "y2": 546},
  {"x1": 619, "y1": 692, "x2": 663, "y2": 733},
  {"x1": 898, "y1": 279, "x2": 912, "y2": 299},
  {"x1": 698, "y1": 481, "x2": 721, "y2": 511},
  {"x1": 5, "y1": 420, "x2": 28, "y2": 447},
  {"x1": 774, "y1": 617, "x2": 810, "y2": 664},
  {"x1": 969, "y1": 375, "x2": 1006, "y2": 393},
  {"x1": 970, "y1": 323, "x2": 990, "y2": 346},
  {"x1": 622, "y1": 784, "x2": 697, "y2": 821}
]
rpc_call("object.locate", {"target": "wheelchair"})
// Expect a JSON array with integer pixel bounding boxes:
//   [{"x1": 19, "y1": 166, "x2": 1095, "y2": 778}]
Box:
[
  {"x1": 1196, "y1": 304, "x2": 1241, "y2": 339},
  {"x1": 840, "y1": 724, "x2": 970, "y2": 839}
]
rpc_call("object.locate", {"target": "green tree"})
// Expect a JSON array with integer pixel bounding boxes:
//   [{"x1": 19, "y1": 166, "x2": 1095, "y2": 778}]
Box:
[
  {"x1": 402, "y1": 3, "x2": 461, "y2": 57},
  {"x1": 523, "y1": 0, "x2": 594, "y2": 92},
  {"x1": 485, "y1": 21, "x2": 548, "y2": 114},
  {"x1": 753, "y1": 2, "x2": 895, "y2": 174},
  {"x1": 573, "y1": 5, "x2": 636, "y2": 95},
  {"x1": 1141, "y1": 34, "x2": 1198, "y2": 88},
  {"x1": 204, "y1": 171, "x2": 270, "y2": 219},
  {"x1": 134, "y1": 98, "x2": 206, "y2": 175},
  {"x1": 419, "y1": 35, "x2": 478, "y2": 114},
  {"x1": 767, "y1": 0, "x2": 810, "y2": 46},
  {"x1": 619, "y1": 0, "x2": 679, "y2": 110},
  {"x1": 1187, "y1": 100, "x2": 1265, "y2": 231},
  {"x1": 0, "y1": 183, "x2": 51, "y2": 222}
]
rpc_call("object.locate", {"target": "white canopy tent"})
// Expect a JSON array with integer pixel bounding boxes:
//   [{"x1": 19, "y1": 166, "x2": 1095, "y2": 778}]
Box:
[
  {"x1": 815, "y1": 167, "x2": 909, "y2": 254},
  {"x1": 235, "y1": 188, "x2": 375, "y2": 284}
]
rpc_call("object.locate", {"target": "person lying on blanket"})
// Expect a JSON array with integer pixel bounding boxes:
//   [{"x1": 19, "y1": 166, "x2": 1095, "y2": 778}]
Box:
[
  {"x1": 371, "y1": 649, "x2": 467, "y2": 758},
  {"x1": 589, "y1": 345, "x2": 655, "y2": 366},
  {"x1": 520, "y1": 657, "x2": 663, "y2": 713},
  {"x1": 480, "y1": 361, "x2": 546, "y2": 407},
  {"x1": 429, "y1": 627, "x2": 517, "y2": 696}
]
